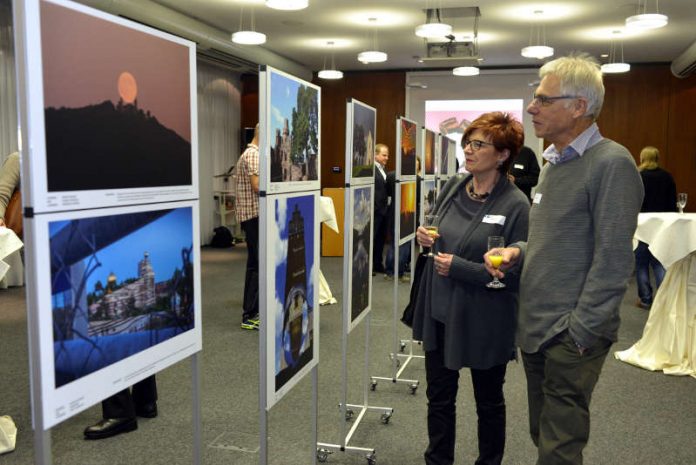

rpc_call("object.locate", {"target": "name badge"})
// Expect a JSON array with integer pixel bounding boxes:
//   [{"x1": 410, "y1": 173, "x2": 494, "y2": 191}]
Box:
[
  {"x1": 483, "y1": 214, "x2": 506, "y2": 225},
  {"x1": 514, "y1": 164, "x2": 524, "y2": 169},
  {"x1": 533, "y1": 193, "x2": 542, "y2": 204}
]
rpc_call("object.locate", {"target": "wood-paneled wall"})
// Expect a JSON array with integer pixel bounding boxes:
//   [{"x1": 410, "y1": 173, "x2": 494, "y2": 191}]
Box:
[
  {"x1": 313, "y1": 71, "x2": 406, "y2": 188},
  {"x1": 240, "y1": 65, "x2": 694, "y2": 209},
  {"x1": 600, "y1": 65, "x2": 696, "y2": 211}
]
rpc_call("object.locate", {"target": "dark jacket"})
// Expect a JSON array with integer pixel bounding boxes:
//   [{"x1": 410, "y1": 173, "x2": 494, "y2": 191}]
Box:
[
  {"x1": 510, "y1": 146, "x2": 540, "y2": 200},
  {"x1": 412, "y1": 174, "x2": 530, "y2": 370},
  {"x1": 640, "y1": 167, "x2": 677, "y2": 212},
  {"x1": 374, "y1": 166, "x2": 389, "y2": 218}
]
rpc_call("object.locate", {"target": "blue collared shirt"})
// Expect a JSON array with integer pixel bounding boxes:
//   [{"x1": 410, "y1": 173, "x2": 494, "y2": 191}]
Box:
[{"x1": 542, "y1": 123, "x2": 603, "y2": 165}]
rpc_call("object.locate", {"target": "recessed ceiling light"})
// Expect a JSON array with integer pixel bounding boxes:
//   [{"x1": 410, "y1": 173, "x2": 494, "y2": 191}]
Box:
[
  {"x1": 265, "y1": 0, "x2": 308, "y2": 11},
  {"x1": 415, "y1": 22, "x2": 453, "y2": 39},
  {"x1": 453, "y1": 66, "x2": 480, "y2": 76}
]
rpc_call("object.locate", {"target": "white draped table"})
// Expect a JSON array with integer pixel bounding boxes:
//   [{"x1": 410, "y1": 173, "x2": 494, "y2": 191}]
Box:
[
  {"x1": 0, "y1": 227, "x2": 24, "y2": 289},
  {"x1": 318, "y1": 196, "x2": 338, "y2": 305},
  {"x1": 615, "y1": 213, "x2": 696, "y2": 378}
]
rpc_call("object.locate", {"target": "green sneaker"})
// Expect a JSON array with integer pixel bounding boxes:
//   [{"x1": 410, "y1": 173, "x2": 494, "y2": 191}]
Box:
[{"x1": 241, "y1": 315, "x2": 260, "y2": 330}]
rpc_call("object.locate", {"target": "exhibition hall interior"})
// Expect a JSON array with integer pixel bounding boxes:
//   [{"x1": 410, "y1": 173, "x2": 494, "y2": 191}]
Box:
[{"x1": 0, "y1": 0, "x2": 695, "y2": 464}]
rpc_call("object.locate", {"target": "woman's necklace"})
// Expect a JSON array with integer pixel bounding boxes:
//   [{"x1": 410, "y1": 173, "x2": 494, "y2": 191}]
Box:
[{"x1": 466, "y1": 179, "x2": 491, "y2": 201}]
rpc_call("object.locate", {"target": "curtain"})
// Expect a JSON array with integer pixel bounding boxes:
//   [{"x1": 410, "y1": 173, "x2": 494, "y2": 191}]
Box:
[
  {"x1": 196, "y1": 58, "x2": 242, "y2": 245},
  {"x1": 0, "y1": 0, "x2": 18, "y2": 164}
]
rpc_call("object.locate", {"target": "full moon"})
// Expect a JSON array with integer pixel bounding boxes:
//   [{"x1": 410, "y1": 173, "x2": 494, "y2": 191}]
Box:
[{"x1": 117, "y1": 71, "x2": 138, "y2": 104}]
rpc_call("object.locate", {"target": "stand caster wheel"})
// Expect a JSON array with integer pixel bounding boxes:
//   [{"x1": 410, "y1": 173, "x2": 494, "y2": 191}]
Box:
[
  {"x1": 317, "y1": 448, "x2": 332, "y2": 463},
  {"x1": 370, "y1": 380, "x2": 377, "y2": 391},
  {"x1": 380, "y1": 412, "x2": 392, "y2": 424},
  {"x1": 366, "y1": 452, "x2": 377, "y2": 465},
  {"x1": 399, "y1": 341, "x2": 406, "y2": 353},
  {"x1": 409, "y1": 383, "x2": 419, "y2": 394},
  {"x1": 345, "y1": 408, "x2": 354, "y2": 421}
]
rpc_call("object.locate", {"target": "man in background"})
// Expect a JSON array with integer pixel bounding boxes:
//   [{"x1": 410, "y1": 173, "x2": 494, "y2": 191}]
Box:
[
  {"x1": 235, "y1": 124, "x2": 260, "y2": 330},
  {"x1": 487, "y1": 53, "x2": 643, "y2": 464},
  {"x1": 372, "y1": 143, "x2": 389, "y2": 276},
  {"x1": 510, "y1": 145, "x2": 540, "y2": 201}
]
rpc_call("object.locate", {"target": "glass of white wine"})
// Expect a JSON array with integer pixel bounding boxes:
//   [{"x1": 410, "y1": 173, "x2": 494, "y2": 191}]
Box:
[
  {"x1": 486, "y1": 236, "x2": 506, "y2": 289},
  {"x1": 677, "y1": 193, "x2": 687, "y2": 214},
  {"x1": 423, "y1": 214, "x2": 439, "y2": 257}
]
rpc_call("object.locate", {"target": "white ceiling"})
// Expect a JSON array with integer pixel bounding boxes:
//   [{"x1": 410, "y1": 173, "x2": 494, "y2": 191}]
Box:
[{"x1": 152, "y1": 0, "x2": 696, "y2": 73}]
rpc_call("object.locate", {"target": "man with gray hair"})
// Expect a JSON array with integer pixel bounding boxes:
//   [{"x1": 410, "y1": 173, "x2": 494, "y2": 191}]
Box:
[{"x1": 485, "y1": 53, "x2": 643, "y2": 464}]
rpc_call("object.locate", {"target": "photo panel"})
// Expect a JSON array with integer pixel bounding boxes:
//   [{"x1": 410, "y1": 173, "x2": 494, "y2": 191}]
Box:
[
  {"x1": 260, "y1": 66, "x2": 321, "y2": 194},
  {"x1": 396, "y1": 117, "x2": 418, "y2": 180},
  {"x1": 422, "y1": 179, "x2": 437, "y2": 225},
  {"x1": 447, "y1": 136, "x2": 457, "y2": 175},
  {"x1": 33, "y1": 201, "x2": 202, "y2": 428},
  {"x1": 439, "y1": 135, "x2": 450, "y2": 177},
  {"x1": 423, "y1": 128, "x2": 436, "y2": 176},
  {"x1": 262, "y1": 191, "x2": 319, "y2": 408},
  {"x1": 22, "y1": 0, "x2": 198, "y2": 213},
  {"x1": 345, "y1": 185, "x2": 373, "y2": 333},
  {"x1": 399, "y1": 181, "x2": 417, "y2": 244},
  {"x1": 346, "y1": 99, "x2": 376, "y2": 185}
]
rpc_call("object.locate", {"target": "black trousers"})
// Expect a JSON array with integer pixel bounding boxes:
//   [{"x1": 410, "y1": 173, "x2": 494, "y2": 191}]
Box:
[
  {"x1": 241, "y1": 217, "x2": 259, "y2": 320},
  {"x1": 372, "y1": 212, "x2": 387, "y2": 272},
  {"x1": 102, "y1": 375, "x2": 157, "y2": 419},
  {"x1": 424, "y1": 324, "x2": 507, "y2": 465}
]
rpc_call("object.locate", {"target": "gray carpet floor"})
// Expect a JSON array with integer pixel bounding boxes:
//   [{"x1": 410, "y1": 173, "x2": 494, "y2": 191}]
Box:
[{"x1": 1, "y1": 244, "x2": 695, "y2": 465}]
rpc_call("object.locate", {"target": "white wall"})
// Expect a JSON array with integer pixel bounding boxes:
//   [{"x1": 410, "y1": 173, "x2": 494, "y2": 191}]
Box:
[{"x1": 406, "y1": 69, "x2": 544, "y2": 163}]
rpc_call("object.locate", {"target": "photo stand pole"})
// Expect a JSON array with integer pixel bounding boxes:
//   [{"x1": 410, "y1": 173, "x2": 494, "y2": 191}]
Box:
[
  {"x1": 392, "y1": 242, "x2": 425, "y2": 372},
  {"x1": 370, "y1": 180, "x2": 420, "y2": 394},
  {"x1": 316, "y1": 185, "x2": 391, "y2": 465}
]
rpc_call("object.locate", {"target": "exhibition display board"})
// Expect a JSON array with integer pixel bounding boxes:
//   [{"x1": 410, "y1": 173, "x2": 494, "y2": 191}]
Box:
[
  {"x1": 15, "y1": 0, "x2": 202, "y2": 434},
  {"x1": 258, "y1": 65, "x2": 321, "y2": 409},
  {"x1": 344, "y1": 99, "x2": 376, "y2": 332},
  {"x1": 19, "y1": 0, "x2": 198, "y2": 213}
]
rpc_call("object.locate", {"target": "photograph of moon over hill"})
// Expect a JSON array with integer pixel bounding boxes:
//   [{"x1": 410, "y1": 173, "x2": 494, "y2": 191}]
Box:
[{"x1": 40, "y1": 0, "x2": 192, "y2": 192}]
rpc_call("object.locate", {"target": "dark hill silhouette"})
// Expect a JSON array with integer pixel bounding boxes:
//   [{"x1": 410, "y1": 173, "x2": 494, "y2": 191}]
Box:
[{"x1": 45, "y1": 100, "x2": 191, "y2": 191}]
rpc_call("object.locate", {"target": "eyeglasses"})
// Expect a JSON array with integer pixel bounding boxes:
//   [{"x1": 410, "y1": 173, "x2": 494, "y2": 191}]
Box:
[
  {"x1": 462, "y1": 139, "x2": 495, "y2": 151},
  {"x1": 530, "y1": 93, "x2": 580, "y2": 107}
]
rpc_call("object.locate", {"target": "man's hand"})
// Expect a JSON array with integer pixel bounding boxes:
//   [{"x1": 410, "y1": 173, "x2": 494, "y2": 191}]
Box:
[{"x1": 483, "y1": 246, "x2": 521, "y2": 278}]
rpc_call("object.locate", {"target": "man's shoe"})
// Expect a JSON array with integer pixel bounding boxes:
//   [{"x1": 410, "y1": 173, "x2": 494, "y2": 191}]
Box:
[
  {"x1": 635, "y1": 299, "x2": 651, "y2": 310},
  {"x1": 241, "y1": 315, "x2": 260, "y2": 330},
  {"x1": 84, "y1": 418, "x2": 137, "y2": 440},
  {"x1": 135, "y1": 402, "x2": 158, "y2": 418},
  {"x1": 384, "y1": 274, "x2": 393, "y2": 280},
  {"x1": 400, "y1": 275, "x2": 410, "y2": 283}
]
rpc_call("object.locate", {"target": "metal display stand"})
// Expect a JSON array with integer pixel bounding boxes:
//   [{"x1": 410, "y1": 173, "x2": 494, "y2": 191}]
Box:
[
  {"x1": 316, "y1": 186, "x2": 393, "y2": 464},
  {"x1": 370, "y1": 180, "x2": 421, "y2": 394},
  {"x1": 14, "y1": 0, "x2": 205, "y2": 461}
]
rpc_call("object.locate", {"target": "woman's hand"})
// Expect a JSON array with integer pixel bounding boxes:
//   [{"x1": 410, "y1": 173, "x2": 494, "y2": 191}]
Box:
[
  {"x1": 416, "y1": 225, "x2": 439, "y2": 248},
  {"x1": 433, "y1": 252, "x2": 453, "y2": 277}
]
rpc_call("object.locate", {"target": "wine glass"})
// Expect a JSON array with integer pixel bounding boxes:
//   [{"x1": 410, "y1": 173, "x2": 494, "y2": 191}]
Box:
[
  {"x1": 486, "y1": 236, "x2": 506, "y2": 289},
  {"x1": 677, "y1": 193, "x2": 687, "y2": 214},
  {"x1": 423, "y1": 214, "x2": 439, "y2": 257}
]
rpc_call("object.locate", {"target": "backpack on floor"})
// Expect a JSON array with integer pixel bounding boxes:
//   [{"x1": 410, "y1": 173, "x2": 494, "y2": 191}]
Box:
[{"x1": 210, "y1": 226, "x2": 234, "y2": 248}]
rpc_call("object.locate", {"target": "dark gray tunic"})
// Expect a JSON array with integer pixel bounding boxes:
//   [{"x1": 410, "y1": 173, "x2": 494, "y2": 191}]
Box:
[{"x1": 412, "y1": 174, "x2": 530, "y2": 370}]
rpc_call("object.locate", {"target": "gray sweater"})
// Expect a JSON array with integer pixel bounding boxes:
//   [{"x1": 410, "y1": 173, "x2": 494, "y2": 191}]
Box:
[
  {"x1": 516, "y1": 139, "x2": 643, "y2": 353},
  {"x1": 412, "y1": 174, "x2": 530, "y2": 370}
]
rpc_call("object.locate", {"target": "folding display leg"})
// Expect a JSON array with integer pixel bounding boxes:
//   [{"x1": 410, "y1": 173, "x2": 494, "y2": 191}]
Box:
[
  {"x1": 316, "y1": 306, "x2": 390, "y2": 465},
  {"x1": 370, "y1": 240, "x2": 420, "y2": 393}
]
